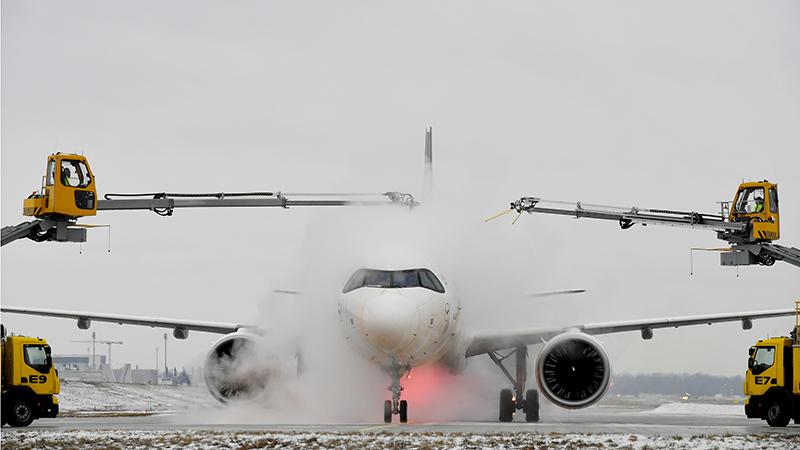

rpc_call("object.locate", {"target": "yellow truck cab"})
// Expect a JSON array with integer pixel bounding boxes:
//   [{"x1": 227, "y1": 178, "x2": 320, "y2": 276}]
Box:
[
  {"x1": 23, "y1": 152, "x2": 97, "y2": 219},
  {"x1": 1, "y1": 325, "x2": 60, "y2": 427},
  {"x1": 745, "y1": 334, "x2": 800, "y2": 427},
  {"x1": 728, "y1": 180, "x2": 780, "y2": 243}
]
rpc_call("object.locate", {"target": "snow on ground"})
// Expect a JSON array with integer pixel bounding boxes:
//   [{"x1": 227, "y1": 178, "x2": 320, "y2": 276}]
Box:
[
  {"x1": 57, "y1": 381, "x2": 217, "y2": 415},
  {"x1": 2, "y1": 430, "x2": 799, "y2": 450},
  {"x1": 7, "y1": 384, "x2": 797, "y2": 448},
  {"x1": 647, "y1": 403, "x2": 743, "y2": 416}
]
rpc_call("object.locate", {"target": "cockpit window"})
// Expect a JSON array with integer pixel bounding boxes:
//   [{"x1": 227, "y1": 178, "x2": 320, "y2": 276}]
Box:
[
  {"x1": 343, "y1": 268, "x2": 446, "y2": 294},
  {"x1": 419, "y1": 269, "x2": 445, "y2": 293}
]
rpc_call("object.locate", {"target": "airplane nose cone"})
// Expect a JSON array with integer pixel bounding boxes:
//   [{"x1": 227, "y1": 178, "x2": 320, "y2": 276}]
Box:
[{"x1": 362, "y1": 291, "x2": 418, "y2": 354}]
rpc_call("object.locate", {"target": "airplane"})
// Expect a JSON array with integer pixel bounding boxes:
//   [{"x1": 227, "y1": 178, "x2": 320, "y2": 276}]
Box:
[
  {"x1": 1, "y1": 129, "x2": 795, "y2": 423},
  {"x1": 1, "y1": 279, "x2": 794, "y2": 423}
]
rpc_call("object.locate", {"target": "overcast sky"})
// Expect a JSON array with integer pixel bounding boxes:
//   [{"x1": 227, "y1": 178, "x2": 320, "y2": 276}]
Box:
[{"x1": 2, "y1": 0, "x2": 798, "y2": 384}]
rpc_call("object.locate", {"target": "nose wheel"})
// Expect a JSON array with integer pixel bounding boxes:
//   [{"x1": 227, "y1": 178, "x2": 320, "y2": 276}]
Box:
[{"x1": 383, "y1": 364, "x2": 409, "y2": 423}]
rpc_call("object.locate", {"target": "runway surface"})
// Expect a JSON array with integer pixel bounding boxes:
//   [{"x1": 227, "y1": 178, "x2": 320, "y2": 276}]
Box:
[
  {"x1": 0, "y1": 407, "x2": 787, "y2": 434},
  {"x1": 4, "y1": 406, "x2": 800, "y2": 449},
  {"x1": 5, "y1": 401, "x2": 800, "y2": 449}
]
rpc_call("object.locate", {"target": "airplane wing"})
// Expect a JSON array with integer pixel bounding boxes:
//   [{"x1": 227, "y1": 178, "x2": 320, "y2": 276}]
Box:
[
  {"x1": 1, "y1": 306, "x2": 253, "y2": 336},
  {"x1": 465, "y1": 308, "x2": 794, "y2": 357}
]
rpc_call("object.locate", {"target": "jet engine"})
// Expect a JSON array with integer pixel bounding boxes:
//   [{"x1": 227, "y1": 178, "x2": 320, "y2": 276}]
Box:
[
  {"x1": 534, "y1": 332, "x2": 610, "y2": 409},
  {"x1": 204, "y1": 331, "x2": 282, "y2": 403}
]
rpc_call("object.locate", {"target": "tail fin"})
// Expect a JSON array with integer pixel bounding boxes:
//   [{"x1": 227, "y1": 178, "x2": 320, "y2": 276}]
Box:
[{"x1": 424, "y1": 126, "x2": 433, "y2": 202}]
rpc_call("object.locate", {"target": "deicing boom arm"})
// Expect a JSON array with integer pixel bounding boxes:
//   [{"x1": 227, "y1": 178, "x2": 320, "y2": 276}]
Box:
[{"x1": 509, "y1": 197, "x2": 746, "y2": 233}]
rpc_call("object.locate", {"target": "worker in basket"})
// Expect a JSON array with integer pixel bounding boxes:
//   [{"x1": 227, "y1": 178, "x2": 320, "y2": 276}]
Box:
[
  {"x1": 753, "y1": 195, "x2": 764, "y2": 213},
  {"x1": 61, "y1": 166, "x2": 73, "y2": 187}
]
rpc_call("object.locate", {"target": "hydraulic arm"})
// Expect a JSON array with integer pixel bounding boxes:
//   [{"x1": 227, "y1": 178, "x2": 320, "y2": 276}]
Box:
[
  {"x1": 2, "y1": 153, "x2": 416, "y2": 247},
  {"x1": 506, "y1": 197, "x2": 746, "y2": 233},
  {"x1": 497, "y1": 180, "x2": 799, "y2": 269}
]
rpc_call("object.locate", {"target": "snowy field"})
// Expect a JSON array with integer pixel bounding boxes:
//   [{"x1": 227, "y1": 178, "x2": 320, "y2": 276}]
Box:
[
  {"x1": 56, "y1": 380, "x2": 217, "y2": 415},
  {"x1": 3, "y1": 430, "x2": 800, "y2": 449},
  {"x1": 646, "y1": 402, "x2": 743, "y2": 416}
]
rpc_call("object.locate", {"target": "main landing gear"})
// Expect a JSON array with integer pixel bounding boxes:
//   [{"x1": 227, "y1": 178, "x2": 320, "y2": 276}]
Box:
[
  {"x1": 383, "y1": 363, "x2": 409, "y2": 423},
  {"x1": 489, "y1": 346, "x2": 539, "y2": 422}
]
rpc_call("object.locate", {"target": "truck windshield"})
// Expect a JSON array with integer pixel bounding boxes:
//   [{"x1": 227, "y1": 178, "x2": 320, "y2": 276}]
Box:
[
  {"x1": 24, "y1": 345, "x2": 52, "y2": 374},
  {"x1": 735, "y1": 187, "x2": 765, "y2": 214},
  {"x1": 751, "y1": 346, "x2": 775, "y2": 375},
  {"x1": 343, "y1": 268, "x2": 446, "y2": 294},
  {"x1": 60, "y1": 160, "x2": 92, "y2": 188}
]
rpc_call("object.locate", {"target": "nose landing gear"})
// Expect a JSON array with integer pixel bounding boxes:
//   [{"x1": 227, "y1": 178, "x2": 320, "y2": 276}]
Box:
[
  {"x1": 490, "y1": 346, "x2": 540, "y2": 422},
  {"x1": 383, "y1": 363, "x2": 409, "y2": 423}
]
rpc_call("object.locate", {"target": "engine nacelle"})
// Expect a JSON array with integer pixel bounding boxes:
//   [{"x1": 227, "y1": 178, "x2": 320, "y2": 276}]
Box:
[
  {"x1": 535, "y1": 332, "x2": 610, "y2": 409},
  {"x1": 204, "y1": 331, "x2": 280, "y2": 403}
]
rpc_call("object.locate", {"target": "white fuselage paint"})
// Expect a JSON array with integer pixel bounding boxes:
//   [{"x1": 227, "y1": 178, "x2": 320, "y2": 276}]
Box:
[{"x1": 338, "y1": 269, "x2": 467, "y2": 372}]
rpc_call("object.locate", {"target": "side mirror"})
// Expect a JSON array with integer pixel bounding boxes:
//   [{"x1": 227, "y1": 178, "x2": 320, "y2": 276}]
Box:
[
  {"x1": 748, "y1": 347, "x2": 755, "y2": 356},
  {"x1": 748, "y1": 358, "x2": 754, "y2": 370}
]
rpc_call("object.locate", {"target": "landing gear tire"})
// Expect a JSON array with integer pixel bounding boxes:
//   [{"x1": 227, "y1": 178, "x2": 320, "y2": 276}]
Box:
[
  {"x1": 765, "y1": 396, "x2": 791, "y2": 427},
  {"x1": 524, "y1": 389, "x2": 539, "y2": 423},
  {"x1": 499, "y1": 388, "x2": 514, "y2": 422},
  {"x1": 384, "y1": 400, "x2": 392, "y2": 424},
  {"x1": 7, "y1": 397, "x2": 34, "y2": 428},
  {"x1": 399, "y1": 400, "x2": 408, "y2": 423}
]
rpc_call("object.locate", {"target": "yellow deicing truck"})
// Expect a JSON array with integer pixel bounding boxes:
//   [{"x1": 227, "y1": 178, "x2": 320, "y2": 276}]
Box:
[
  {"x1": 745, "y1": 303, "x2": 800, "y2": 427},
  {"x1": 1, "y1": 324, "x2": 60, "y2": 427}
]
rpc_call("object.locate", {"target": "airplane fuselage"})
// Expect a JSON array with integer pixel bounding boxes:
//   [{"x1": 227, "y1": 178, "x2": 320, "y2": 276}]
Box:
[{"x1": 338, "y1": 268, "x2": 463, "y2": 373}]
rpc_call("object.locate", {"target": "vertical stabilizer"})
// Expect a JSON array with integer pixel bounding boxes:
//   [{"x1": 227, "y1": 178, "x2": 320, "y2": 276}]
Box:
[{"x1": 424, "y1": 126, "x2": 433, "y2": 202}]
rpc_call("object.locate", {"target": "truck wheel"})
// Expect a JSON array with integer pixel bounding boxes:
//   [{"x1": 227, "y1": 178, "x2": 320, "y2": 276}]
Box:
[
  {"x1": 765, "y1": 396, "x2": 791, "y2": 427},
  {"x1": 8, "y1": 398, "x2": 35, "y2": 427}
]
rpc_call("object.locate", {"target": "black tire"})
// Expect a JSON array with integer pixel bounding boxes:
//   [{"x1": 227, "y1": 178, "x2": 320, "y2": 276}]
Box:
[
  {"x1": 399, "y1": 400, "x2": 408, "y2": 423},
  {"x1": 525, "y1": 389, "x2": 540, "y2": 423},
  {"x1": 384, "y1": 400, "x2": 392, "y2": 424},
  {"x1": 499, "y1": 389, "x2": 514, "y2": 422},
  {"x1": 7, "y1": 397, "x2": 34, "y2": 428},
  {"x1": 765, "y1": 395, "x2": 791, "y2": 427}
]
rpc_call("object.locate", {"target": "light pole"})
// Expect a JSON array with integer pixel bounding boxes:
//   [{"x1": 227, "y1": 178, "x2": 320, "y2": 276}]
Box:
[
  {"x1": 92, "y1": 331, "x2": 96, "y2": 370},
  {"x1": 163, "y1": 333, "x2": 168, "y2": 376},
  {"x1": 72, "y1": 339, "x2": 123, "y2": 368}
]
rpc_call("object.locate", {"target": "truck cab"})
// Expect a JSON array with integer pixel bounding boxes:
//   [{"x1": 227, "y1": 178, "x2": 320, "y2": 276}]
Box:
[
  {"x1": 729, "y1": 180, "x2": 780, "y2": 243},
  {"x1": 1, "y1": 327, "x2": 60, "y2": 427},
  {"x1": 745, "y1": 334, "x2": 799, "y2": 427}
]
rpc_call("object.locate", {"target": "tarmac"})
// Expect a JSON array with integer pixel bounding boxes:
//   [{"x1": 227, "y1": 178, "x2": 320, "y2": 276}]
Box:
[
  {"x1": 9, "y1": 405, "x2": 800, "y2": 436},
  {"x1": 5, "y1": 406, "x2": 800, "y2": 449}
]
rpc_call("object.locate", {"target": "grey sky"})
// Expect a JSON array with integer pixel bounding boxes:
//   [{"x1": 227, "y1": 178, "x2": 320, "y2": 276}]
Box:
[{"x1": 2, "y1": 0, "x2": 798, "y2": 379}]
